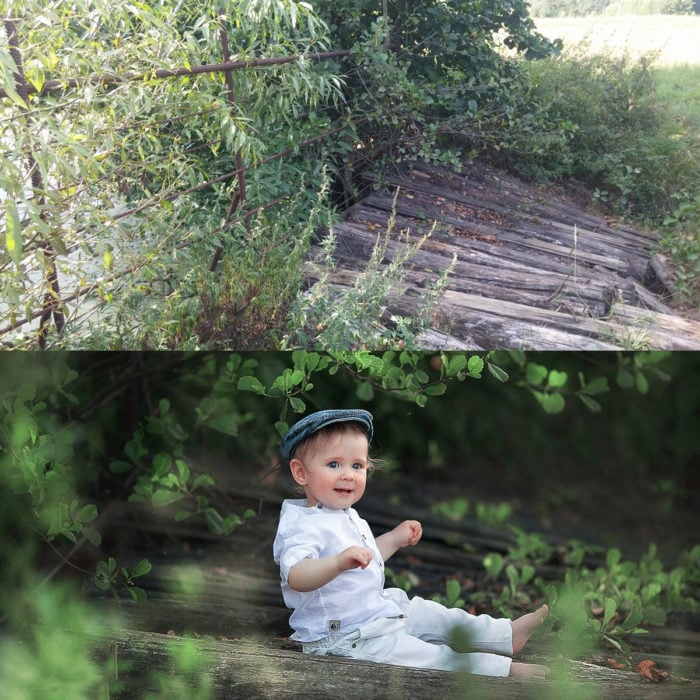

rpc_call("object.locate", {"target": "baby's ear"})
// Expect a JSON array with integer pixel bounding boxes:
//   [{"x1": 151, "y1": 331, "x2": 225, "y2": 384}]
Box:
[{"x1": 289, "y1": 458, "x2": 308, "y2": 486}]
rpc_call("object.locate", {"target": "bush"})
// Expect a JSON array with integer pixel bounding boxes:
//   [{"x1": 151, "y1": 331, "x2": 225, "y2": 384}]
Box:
[{"x1": 491, "y1": 46, "x2": 697, "y2": 221}]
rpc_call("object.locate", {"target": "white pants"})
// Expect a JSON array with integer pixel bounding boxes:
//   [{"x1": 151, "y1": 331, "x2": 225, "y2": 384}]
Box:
[{"x1": 302, "y1": 594, "x2": 513, "y2": 677}]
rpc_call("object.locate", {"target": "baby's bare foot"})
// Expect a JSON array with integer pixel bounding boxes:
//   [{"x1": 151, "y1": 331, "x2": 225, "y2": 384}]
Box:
[
  {"x1": 510, "y1": 662, "x2": 550, "y2": 680},
  {"x1": 511, "y1": 604, "x2": 549, "y2": 654}
]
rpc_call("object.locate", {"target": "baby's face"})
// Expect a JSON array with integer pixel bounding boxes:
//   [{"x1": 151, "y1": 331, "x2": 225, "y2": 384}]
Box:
[{"x1": 293, "y1": 432, "x2": 369, "y2": 509}]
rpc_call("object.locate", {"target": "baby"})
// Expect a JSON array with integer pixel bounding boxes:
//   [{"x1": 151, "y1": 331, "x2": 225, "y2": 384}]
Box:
[{"x1": 273, "y1": 409, "x2": 549, "y2": 679}]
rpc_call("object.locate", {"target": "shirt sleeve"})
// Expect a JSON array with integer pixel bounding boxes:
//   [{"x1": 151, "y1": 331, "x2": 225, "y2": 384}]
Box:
[{"x1": 276, "y1": 516, "x2": 326, "y2": 580}]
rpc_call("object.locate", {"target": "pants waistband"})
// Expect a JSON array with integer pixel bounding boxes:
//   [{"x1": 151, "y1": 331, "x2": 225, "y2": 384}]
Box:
[{"x1": 301, "y1": 615, "x2": 405, "y2": 652}]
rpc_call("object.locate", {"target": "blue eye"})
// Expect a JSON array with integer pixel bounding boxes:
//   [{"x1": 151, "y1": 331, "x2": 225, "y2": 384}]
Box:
[
  {"x1": 352, "y1": 463, "x2": 365, "y2": 471},
  {"x1": 328, "y1": 461, "x2": 340, "y2": 469}
]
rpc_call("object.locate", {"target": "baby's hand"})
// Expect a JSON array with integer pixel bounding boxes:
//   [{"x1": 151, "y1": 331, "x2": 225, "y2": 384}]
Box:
[
  {"x1": 338, "y1": 545, "x2": 373, "y2": 572},
  {"x1": 396, "y1": 519, "x2": 422, "y2": 548}
]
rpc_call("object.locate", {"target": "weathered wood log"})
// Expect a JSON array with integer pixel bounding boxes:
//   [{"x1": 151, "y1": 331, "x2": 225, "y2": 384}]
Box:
[
  {"x1": 98, "y1": 628, "x2": 700, "y2": 698},
  {"x1": 302, "y1": 158, "x2": 700, "y2": 349}
]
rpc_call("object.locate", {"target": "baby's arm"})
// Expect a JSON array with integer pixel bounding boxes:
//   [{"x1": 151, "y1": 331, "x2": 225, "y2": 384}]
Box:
[
  {"x1": 376, "y1": 520, "x2": 422, "y2": 561},
  {"x1": 287, "y1": 545, "x2": 373, "y2": 592}
]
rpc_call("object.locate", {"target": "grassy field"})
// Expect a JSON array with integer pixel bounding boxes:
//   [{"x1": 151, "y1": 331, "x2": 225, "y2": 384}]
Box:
[{"x1": 534, "y1": 14, "x2": 700, "y2": 66}]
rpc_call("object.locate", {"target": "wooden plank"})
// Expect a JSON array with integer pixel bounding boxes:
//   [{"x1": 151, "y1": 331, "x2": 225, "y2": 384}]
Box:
[
  {"x1": 359, "y1": 193, "x2": 637, "y2": 273},
  {"x1": 98, "y1": 628, "x2": 700, "y2": 698},
  {"x1": 300, "y1": 263, "x2": 620, "y2": 349},
  {"x1": 305, "y1": 158, "x2": 700, "y2": 349}
]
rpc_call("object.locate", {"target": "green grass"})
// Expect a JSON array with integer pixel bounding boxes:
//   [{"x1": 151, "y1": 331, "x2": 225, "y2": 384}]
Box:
[
  {"x1": 654, "y1": 64, "x2": 700, "y2": 141},
  {"x1": 527, "y1": 16, "x2": 700, "y2": 309},
  {"x1": 534, "y1": 15, "x2": 700, "y2": 67}
]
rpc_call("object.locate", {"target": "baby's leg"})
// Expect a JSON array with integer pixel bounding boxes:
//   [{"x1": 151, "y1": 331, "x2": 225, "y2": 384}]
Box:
[
  {"x1": 510, "y1": 661, "x2": 550, "y2": 680},
  {"x1": 404, "y1": 596, "x2": 512, "y2": 656},
  {"x1": 327, "y1": 626, "x2": 513, "y2": 677},
  {"x1": 510, "y1": 604, "x2": 549, "y2": 654}
]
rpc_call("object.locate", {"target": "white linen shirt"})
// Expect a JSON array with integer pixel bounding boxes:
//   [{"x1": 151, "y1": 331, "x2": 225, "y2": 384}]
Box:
[{"x1": 273, "y1": 499, "x2": 407, "y2": 642}]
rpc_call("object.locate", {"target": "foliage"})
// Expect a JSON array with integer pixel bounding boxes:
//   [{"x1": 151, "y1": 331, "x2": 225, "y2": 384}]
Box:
[
  {"x1": 431, "y1": 579, "x2": 467, "y2": 610},
  {"x1": 284, "y1": 189, "x2": 455, "y2": 350},
  {"x1": 475, "y1": 534, "x2": 699, "y2": 654},
  {"x1": 141, "y1": 638, "x2": 215, "y2": 700},
  {"x1": 313, "y1": 0, "x2": 560, "y2": 171},
  {"x1": 0, "y1": 0, "x2": 348, "y2": 348},
  {"x1": 387, "y1": 510, "x2": 698, "y2": 659},
  {"x1": 495, "y1": 47, "x2": 673, "y2": 213},
  {"x1": 653, "y1": 64, "x2": 700, "y2": 304},
  {"x1": 0, "y1": 584, "x2": 115, "y2": 699}
]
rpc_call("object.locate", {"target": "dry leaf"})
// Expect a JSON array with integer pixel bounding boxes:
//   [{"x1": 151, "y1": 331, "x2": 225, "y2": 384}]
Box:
[
  {"x1": 637, "y1": 659, "x2": 669, "y2": 683},
  {"x1": 607, "y1": 658, "x2": 626, "y2": 670}
]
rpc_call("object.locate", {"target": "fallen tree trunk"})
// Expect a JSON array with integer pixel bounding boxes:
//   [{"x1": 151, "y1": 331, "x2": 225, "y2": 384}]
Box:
[{"x1": 98, "y1": 628, "x2": 699, "y2": 699}]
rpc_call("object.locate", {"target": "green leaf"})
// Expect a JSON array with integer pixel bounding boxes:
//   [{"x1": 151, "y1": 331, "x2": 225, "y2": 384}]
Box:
[
  {"x1": 622, "y1": 608, "x2": 643, "y2": 631},
  {"x1": 603, "y1": 597, "x2": 618, "y2": 627},
  {"x1": 606, "y1": 548, "x2": 621, "y2": 569},
  {"x1": 486, "y1": 362, "x2": 509, "y2": 382},
  {"x1": 467, "y1": 355, "x2": 484, "y2": 378},
  {"x1": 526, "y1": 363, "x2": 548, "y2": 386},
  {"x1": 77, "y1": 504, "x2": 98, "y2": 523},
  {"x1": 131, "y1": 559, "x2": 152, "y2": 578},
  {"x1": 128, "y1": 586, "x2": 148, "y2": 604},
  {"x1": 1, "y1": 80, "x2": 27, "y2": 108},
  {"x1": 356, "y1": 380, "x2": 374, "y2": 401},
  {"x1": 289, "y1": 396, "x2": 306, "y2": 413},
  {"x1": 237, "y1": 376, "x2": 265, "y2": 395},
  {"x1": 616, "y1": 368, "x2": 634, "y2": 388},
  {"x1": 483, "y1": 552, "x2": 504, "y2": 578},
  {"x1": 151, "y1": 489, "x2": 184, "y2": 507},
  {"x1": 83, "y1": 526, "x2": 102, "y2": 546},
  {"x1": 205, "y1": 508, "x2": 225, "y2": 534},
  {"x1": 547, "y1": 370, "x2": 568, "y2": 388},
  {"x1": 109, "y1": 460, "x2": 133, "y2": 474},
  {"x1": 578, "y1": 393, "x2": 602, "y2": 412},
  {"x1": 206, "y1": 415, "x2": 240, "y2": 437},
  {"x1": 521, "y1": 564, "x2": 535, "y2": 585},
  {"x1": 635, "y1": 371, "x2": 649, "y2": 394},
  {"x1": 192, "y1": 474, "x2": 215, "y2": 491},
  {"x1": 424, "y1": 382, "x2": 446, "y2": 396},
  {"x1": 581, "y1": 376, "x2": 609, "y2": 395},
  {"x1": 447, "y1": 354, "x2": 467, "y2": 375},
  {"x1": 176, "y1": 459, "x2": 190, "y2": 487},
  {"x1": 540, "y1": 392, "x2": 565, "y2": 414},
  {"x1": 445, "y1": 579, "x2": 461, "y2": 603},
  {"x1": 644, "y1": 607, "x2": 667, "y2": 627},
  {"x1": 4, "y1": 199, "x2": 23, "y2": 269}
]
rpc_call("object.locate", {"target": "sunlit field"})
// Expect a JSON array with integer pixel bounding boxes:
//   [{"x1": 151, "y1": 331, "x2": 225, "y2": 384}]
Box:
[{"x1": 534, "y1": 14, "x2": 700, "y2": 66}]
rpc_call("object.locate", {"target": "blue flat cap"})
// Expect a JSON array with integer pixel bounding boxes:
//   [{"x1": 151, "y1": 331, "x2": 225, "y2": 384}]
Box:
[{"x1": 279, "y1": 409, "x2": 374, "y2": 463}]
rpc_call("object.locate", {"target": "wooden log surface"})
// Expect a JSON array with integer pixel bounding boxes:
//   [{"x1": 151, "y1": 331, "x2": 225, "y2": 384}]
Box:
[
  {"x1": 304, "y1": 159, "x2": 700, "y2": 349},
  {"x1": 97, "y1": 628, "x2": 700, "y2": 699}
]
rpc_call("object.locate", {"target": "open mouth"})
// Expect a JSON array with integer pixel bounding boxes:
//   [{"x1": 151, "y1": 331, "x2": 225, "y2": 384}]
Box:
[{"x1": 334, "y1": 489, "x2": 353, "y2": 495}]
